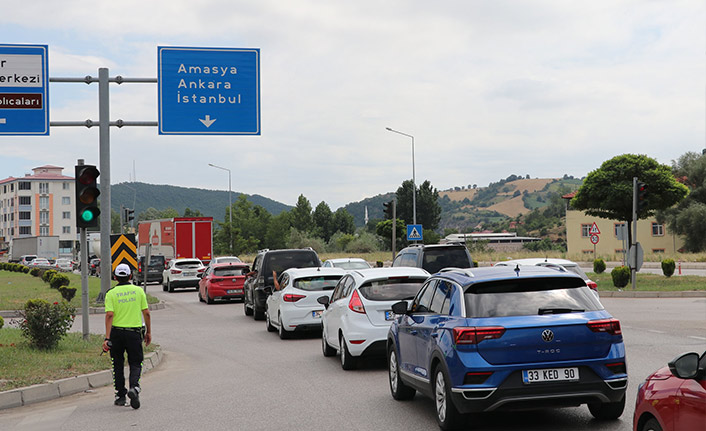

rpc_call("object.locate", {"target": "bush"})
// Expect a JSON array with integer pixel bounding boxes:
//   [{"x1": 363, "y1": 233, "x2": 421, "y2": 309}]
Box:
[
  {"x1": 661, "y1": 259, "x2": 676, "y2": 277},
  {"x1": 19, "y1": 299, "x2": 76, "y2": 350},
  {"x1": 50, "y1": 273, "x2": 70, "y2": 290},
  {"x1": 22, "y1": 266, "x2": 30, "y2": 274},
  {"x1": 610, "y1": 266, "x2": 630, "y2": 288},
  {"x1": 30, "y1": 267, "x2": 41, "y2": 277},
  {"x1": 345, "y1": 232, "x2": 381, "y2": 253},
  {"x1": 0, "y1": 315, "x2": 4, "y2": 329},
  {"x1": 59, "y1": 286, "x2": 77, "y2": 302},
  {"x1": 593, "y1": 258, "x2": 606, "y2": 274},
  {"x1": 42, "y1": 269, "x2": 57, "y2": 283},
  {"x1": 472, "y1": 260, "x2": 479, "y2": 268}
]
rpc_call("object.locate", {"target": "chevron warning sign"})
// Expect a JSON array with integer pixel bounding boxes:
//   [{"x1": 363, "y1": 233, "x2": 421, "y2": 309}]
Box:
[{"x1": 110, "y1": 234, "x2": 138, "y2": 272}]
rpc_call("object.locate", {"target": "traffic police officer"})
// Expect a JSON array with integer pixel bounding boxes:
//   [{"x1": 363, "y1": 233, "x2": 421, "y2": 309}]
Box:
[{"x1": 103, "y1": 263, "x2": 152, "y2": 409}]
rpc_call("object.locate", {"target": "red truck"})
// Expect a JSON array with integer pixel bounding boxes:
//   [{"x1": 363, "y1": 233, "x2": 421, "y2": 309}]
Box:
[{"x1": 137, "y1": 217, "x2": 213, "y2": 265}]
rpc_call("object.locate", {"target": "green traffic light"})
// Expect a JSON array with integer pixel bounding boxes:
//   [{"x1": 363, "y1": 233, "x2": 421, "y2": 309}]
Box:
[{"x1": 81, "y1": 210, "x2": 95, "y2": 222}]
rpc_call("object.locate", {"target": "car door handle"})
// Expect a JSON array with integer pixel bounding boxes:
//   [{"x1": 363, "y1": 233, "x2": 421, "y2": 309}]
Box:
[
  {"x1": 410, "y1": 330, "x2": 418, "y2": 335},
  {"x1": 431, "y1": 333, "x2": 439, "y2": 338}
]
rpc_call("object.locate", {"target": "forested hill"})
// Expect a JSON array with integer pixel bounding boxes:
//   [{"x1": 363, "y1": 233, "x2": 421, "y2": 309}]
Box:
[{"x1": 111, "y1": 182, "x2": 291, "y2": 222}]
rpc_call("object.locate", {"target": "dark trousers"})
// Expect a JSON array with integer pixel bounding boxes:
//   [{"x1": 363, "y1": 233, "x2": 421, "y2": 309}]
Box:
[{"x1": 109, "y1": 327, "x2": 144, "y2": 396}]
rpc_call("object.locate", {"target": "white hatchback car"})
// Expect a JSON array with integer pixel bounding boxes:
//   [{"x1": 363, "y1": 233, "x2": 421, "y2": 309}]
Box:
[
  {"x1": 318, "y1": 267, "x2": 429, "y2": 370},
  {"x1": 494, "y1": 258, "x2": 598, "y2": 291},
  {"x1": 322, "y1": 258, "x2": 372, "y2": 270},
  {"x1": 265, "y1": 267, "x2": 347, "y2": 339},
  {"x1": 163, "y1": 258, "x2": 205, "y2": 292}
]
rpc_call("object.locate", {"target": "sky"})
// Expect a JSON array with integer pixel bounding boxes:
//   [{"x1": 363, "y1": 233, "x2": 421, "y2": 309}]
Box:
[{"x1": 1, "y1": 0, "x2": 704, "y2": 210}]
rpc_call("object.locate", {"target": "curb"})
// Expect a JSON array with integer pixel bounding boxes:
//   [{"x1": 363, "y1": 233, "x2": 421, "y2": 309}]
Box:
[
  {"x1": 0, "y1": 347, "x2": 163, "y2": 410},
  {"x1": 0, "y1": 301, "x2": 167, "y2": 319},
  {"x1": 599, "y1": 290, "x2": 706, "y2": 298}
]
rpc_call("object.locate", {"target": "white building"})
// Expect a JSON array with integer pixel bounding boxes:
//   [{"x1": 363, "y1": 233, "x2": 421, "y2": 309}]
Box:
[{"x1": 0, "y1": 165, "x2": 76, "y2": 256}]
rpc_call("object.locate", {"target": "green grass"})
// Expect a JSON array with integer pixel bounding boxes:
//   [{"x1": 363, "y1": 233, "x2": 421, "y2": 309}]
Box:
[
  {"x1": 590, "y1": 272, "x2": 706, "y2": 291},
  {"x1": 0, "y1": 271, "x2": 160, "y2": 310},
  {"x1": 0, "y1": 328, "x2": 156, "y2": 391}
]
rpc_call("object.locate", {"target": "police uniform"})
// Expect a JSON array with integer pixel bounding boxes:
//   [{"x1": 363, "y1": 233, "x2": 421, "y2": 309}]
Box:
[{"x1": 103, "y1": 263, "x2": 152, "y2": 409}]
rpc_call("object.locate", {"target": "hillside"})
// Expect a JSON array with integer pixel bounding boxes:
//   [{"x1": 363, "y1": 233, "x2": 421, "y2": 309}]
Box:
[{"x1": 111, "y1": 182, "x2": 291, "y2": 223}]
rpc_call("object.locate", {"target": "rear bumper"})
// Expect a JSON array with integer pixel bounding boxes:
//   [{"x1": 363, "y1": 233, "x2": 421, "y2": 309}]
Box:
[
  {"x1": 209, "y1": 286, "x2": 244, "y2": 300},
  {"x1": 169, "y1": 278, "x2": 200, "y2": 288}
]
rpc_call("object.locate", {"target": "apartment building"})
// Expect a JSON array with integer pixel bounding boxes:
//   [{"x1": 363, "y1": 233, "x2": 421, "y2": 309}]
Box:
[{"x1": 0, "y1": 165, "x2": 76, "y2": 256}]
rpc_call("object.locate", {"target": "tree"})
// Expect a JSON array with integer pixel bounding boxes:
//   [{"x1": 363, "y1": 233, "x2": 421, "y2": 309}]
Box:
[
  {"x1": 183, "y1": 207, "x2": 203, "y2": 217},
  {"x1": 290, "y1": 195, "x2": 313, "y2": 233},
  {"x1": 312, "y1": 202, "x2": 333, "y2": 242},
  {"x1": 571, "y1": 154, "x2": 688, "y2": 246},
  {"x1": 331, "y1": 208, "x2": 355, "y2": 235},
  {"x1": 659, "y1": 152, "x2": 706, "y2": 251},
  {"x1": 375, "y1": 219, "x2": 406, "y2": 251},
  {"x1": 391, "y1": 179, "x2": 442, "y2": 230}
]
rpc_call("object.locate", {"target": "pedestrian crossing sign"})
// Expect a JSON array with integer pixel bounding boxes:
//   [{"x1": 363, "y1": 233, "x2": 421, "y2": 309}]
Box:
[{"x1": 407, "y1": 224, "x2": 423, "y2": 241}]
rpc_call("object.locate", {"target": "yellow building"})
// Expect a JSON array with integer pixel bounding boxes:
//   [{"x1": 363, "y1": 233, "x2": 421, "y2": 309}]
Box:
[{"x1": 563, "y1": 193, "x2": 684, "y2": 257}]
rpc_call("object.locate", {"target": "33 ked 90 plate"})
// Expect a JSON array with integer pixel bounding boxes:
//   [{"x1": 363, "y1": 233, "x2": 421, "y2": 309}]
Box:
[{"x1": 522, "y1": 367, "x2": 579, "y2": 384}]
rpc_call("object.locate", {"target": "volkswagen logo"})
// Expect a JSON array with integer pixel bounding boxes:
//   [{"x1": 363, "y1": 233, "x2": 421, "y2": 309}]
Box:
[{"x1": 541, "y1": 329, "x2": 554, "y2": 342}]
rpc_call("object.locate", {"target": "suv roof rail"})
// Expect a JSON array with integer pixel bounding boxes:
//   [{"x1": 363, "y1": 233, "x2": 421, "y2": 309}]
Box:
[
  {"x1": 439, "y1": 267, "x2": 475, "y2": 277},
  {"x1": 257, "y1": 248, "x2": 270, "y2": 253}
]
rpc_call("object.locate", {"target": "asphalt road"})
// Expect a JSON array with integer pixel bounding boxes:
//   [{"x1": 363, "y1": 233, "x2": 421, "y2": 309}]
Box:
[{"x1": 1, "y1": 288, "x2": 704, "y2": 431}]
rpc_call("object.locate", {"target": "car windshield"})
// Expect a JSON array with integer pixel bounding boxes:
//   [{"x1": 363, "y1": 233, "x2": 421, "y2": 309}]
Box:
[
  {"x1": 333, "y1": 261, "x2": 371, "y2": 270},
  {"x1": 422, "y1": 248, "x2": 471, "y2": 273},
  {"x1": 358, "y1": 278, "x2": 426, "y2": 301},
  {"x1": 464, "y1": 277, "x2": 603, "y2": 318},
  {"x1": 175, "y1": 261, "x2": 201, "y2": 268},
  {"x1": 293, "y1": 275, "x2": 342, "y2": 291},
  {"x1": 214, "y1": 267, "x2": 247, "y2": 277}
]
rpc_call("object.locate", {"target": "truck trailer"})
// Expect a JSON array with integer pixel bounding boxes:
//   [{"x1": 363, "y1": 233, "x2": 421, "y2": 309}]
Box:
[
  {"x1": 137, "y1": 217, "x2": 213, "y2": 264},
  {"x1": 9, "y1": 236, "x2": 60, "y2": 262}
]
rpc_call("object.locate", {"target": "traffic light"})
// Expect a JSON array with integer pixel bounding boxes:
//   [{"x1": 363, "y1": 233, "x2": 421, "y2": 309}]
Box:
[
  {"x1": 383, "y1": 200, "x2": 394, "y2": 219},
  {"x1": 74, "y1": 165, "x2": 100, "y2": 228},
  {"x1": 637, "y1": 182, "x2": 648, "y2": 212},
  {"x1": 124, "y1": 207, "x2": 135, "y2": 224}
]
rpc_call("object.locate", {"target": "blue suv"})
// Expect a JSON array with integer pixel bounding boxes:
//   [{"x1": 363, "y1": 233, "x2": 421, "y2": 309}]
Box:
[{"x1": 386, "y1": 266, "x2": 627, "y2": 430}]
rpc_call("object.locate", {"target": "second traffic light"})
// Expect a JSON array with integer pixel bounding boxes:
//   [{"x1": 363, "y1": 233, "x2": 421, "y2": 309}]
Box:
[
  {"x1": 637, "y1": 182, "x2": 648, "y2": 212},
  {"x1": 124, "y1": 207, "x2": 135, "y2": 223},
  {"x1": 75, "y1": 165, "x2": 101, "y2": 228}
]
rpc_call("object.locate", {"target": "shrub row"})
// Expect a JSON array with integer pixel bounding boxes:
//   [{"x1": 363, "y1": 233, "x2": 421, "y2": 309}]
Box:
[{"x1": 0, "y1": 262, "x2": 30, "y2": 273}]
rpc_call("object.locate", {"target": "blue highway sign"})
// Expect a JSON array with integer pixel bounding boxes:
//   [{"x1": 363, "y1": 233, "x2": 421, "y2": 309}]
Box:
[
  {"x1": 158, "y1": 46, "x2": 260, "y2": 135},
  {"x1": 0, "y1": 44, "x2": 49, "y2": 135},
  {"x1": 407, "y1": 224, "x2": 423, "y2": 241}
]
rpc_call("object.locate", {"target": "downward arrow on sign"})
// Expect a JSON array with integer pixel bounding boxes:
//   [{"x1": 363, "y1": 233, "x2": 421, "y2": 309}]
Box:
[{"x1": 199, "y1": 115, "x2": 216, "y2": 127}]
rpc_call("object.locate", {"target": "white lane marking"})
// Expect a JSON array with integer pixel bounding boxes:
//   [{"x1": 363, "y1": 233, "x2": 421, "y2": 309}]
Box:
[
  {"x1": 687, "y1": 335, "x2": 706, "y2": 341},
  {"x1": 647, "y1": 329, "x2": 666, "y2": 334}
]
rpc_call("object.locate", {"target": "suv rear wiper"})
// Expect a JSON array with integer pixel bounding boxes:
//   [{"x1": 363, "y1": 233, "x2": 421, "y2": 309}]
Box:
[{"x1": 538, "y1": 308, "x2": 585, "y2": 315}]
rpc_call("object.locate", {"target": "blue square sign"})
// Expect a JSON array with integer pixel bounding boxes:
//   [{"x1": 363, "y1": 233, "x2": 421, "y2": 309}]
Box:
[
  {"x1": 407, "y1": 224, "x2": 423, "y2": 241},
  {"x1": 158, "y1": 46, "x2": 260, "y2": 135},
  {"x1": 0, "y1": 44, "x2": 49, "y2": 135}
]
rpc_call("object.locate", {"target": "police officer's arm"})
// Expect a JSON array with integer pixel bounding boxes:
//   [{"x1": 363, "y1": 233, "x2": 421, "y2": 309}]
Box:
[
  {"x1": 103, "y1": 311, "x2": 114, "y2": 351},
  {"x1": 142, "y1": 308, "x2": 152, "y2": 346}
]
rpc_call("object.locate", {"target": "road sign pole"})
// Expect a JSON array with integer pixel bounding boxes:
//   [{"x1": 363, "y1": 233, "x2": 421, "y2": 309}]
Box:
[
  {"x1": 392, "y1": 199, "x2": 396, "y2": 262},
  {"x1": 632, "y1": 177, "x2": 638, "y2": 290},
  {"x1": 97, "y1": 68, "x2": 111, "y2": 302}
]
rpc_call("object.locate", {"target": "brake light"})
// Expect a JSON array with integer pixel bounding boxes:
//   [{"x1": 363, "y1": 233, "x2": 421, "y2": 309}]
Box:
[
  {"x1": 170, "y1": 269, "x2": 182, "y2": 274},
  {"x1": 348, "y1": 290, "x2": 366, "y2": 314},
  {"x1": 283, "y1": 294, "x2": 306, "y2": 302},
  {"x1": 605, "y1": 362, "x2": 627, "y2": 374},
  {"x1": 586, "y1": 281, "x2": 598, "y2": 290},
  {"x1": 453, "y1": 327, "x2": 506, "y2": 345},
  {"x1": 198, "y1": 268, "x2": 205, "y2": 273},
  {"x1": 587, "y1": 318, "x2": 621, "y2": 335},
  {"x1": 463, "y1": 372, "x2": 493, "y2": 384}
]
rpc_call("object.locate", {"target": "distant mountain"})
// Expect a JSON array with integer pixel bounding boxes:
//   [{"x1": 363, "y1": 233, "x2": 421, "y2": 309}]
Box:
[{"x1": 111, "y1": 182, "x2": 291, "y2": 223}]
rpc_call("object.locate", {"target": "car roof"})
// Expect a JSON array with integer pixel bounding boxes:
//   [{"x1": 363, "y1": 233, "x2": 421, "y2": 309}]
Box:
[
  {"x1": 326, "y1": 257, "x2": 367, "y2": 263},
  {"x1": 348, "y1": 267, "x2": 430, "y2": 282},
  {"x1": 495, "y1": 258, "x2": 579, "y2": 267},
  {"x1": 283, "y1": 267, "x2": 347, "y2": 278},
  {"x1": 434, "y1": 265, "x2": 584, "y2": 287}
]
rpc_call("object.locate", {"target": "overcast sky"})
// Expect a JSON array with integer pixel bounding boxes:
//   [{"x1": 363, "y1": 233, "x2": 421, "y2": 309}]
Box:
[{"x1": 1, "y1": 0, "x2": 704, "y2": 210}]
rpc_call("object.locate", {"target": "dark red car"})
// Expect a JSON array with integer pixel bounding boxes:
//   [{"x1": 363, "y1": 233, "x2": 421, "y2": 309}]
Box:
[
  {"x1": 198, "y1": 263, "x2": 249, "y2": 304},
  {"x1": 633, "y1": 350, "x2": 706, "y2": 431}
]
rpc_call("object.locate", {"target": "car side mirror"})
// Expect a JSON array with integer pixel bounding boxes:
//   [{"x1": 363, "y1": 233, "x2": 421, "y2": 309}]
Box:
[
  {"x1": 317, "y1": 295, "x2": 330, "y2": 309},
  {"x1": 263, "y1": 286, "x2": 273, "y2": 296},
  {"x1": 668, "y1": 352, "x2": 701, "y2": 379},
  {"x1": 391, "y1": 301, "x2": 408, "y2": 315}
]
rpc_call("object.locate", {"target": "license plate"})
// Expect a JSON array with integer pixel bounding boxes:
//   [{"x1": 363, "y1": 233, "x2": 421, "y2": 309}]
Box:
[
  {"x1": 522, "y1": 367, "x2": 579, "y2": 384},
  {"x1": 226, "y1": 289, "x2": 242, "y2": 294},
  {"x1": 312, "y1": 310, "x2": 322, "y2": 318},
  {"x1": 385, "y1": 311, "x2": 397, "y2": 321},
  {"x1": 184, "y1": 271, "x2": 195, "y2": 277}
]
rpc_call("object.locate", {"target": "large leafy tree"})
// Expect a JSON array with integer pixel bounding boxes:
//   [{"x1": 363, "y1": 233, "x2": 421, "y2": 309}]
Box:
[
  {"x1": 312, "y1": 202, "x2": 333, "y2": 242},
  {"x1": 331, "y1": 208, "x2": 355, "y2": 236},
  {"x1": 658, "y1": 152, "x2": 706, "y2": 252},
  {"x1": 571, "y1": 154, "x2": 688, "y2": 246},
  {"x1": 290, "y1": 194, "x2": 313, "y2": 233},
  {"x1": 391, "y1": 179, "x2": 442, "y2": 230}
]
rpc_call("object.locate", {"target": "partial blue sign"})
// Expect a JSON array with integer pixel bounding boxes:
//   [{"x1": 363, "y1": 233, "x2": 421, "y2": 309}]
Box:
[
  {"x1": 0, "y1": 44, "x2": 49, "y2": 135},
  {"x1": 158, "y1": 46, "x2": 260, "y2": 135},
  {"x1": 407, "y1": 224, "x2": 423, "y2": 241}
]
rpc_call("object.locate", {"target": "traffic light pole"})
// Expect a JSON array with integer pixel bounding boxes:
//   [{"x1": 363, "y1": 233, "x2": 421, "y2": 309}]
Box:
[
  {"x1": 77, "y1": 159, "x2": 90, "y2": 340},
  {"x1": 631, "y1": 177, "x2": 638, "y2": 290},
  {"x1": 51, "y1": 69, "x2": 158, "y2": 302}
]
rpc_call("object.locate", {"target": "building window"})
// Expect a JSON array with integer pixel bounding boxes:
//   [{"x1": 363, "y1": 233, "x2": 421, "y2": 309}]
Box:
[
  {"x1": 581, "y1": 224, "x2": 591, "y2": 237},
  {"x1": 652, "y1": 223, "x2": 664, "y2": 236},
  {"x1": 62, "y1": 196, "x2": 70, "y2": 205},
  {"x1": 18, "y1": 182, "x2": 31, "y2": 191},
  {"x1": 39, "y1": 183, "x2": 49, "y2": 194},
  {"x1": 63, "y1": 182, "x2": 70, "y2": 190},
  {"x1": 62, "y1": 211, "x2": 70, "y2": 219},
  {"x1": 652, "y1": 248, "x2": 665, "y2": 253},
  {"x1": 19, "y1": 226, "x2": 31, "y2": 235},
  {"x1": 19, "y1": 196, "x2": 31, "y2": 205},
  {"x1": 39, "y1": 211, "x2": 49, "y2": 224},
  {"x1": 19, "y1": 211, "x2": 31, "y2": 220},
  {"x1": 39, "y1": 226, "x2": 49, "y2": 236},
  {"x1": 40, "y1": 196, "x2": 49, "y2": 209},
  {"x1": 62, "y1": 226, "x2": 71, "y2": 234}
]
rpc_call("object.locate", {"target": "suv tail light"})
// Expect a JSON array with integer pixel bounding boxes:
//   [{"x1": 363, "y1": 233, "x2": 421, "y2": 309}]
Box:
[
  {"x1": 586, "y1": 281, "x2": 598, "y2": 290},
  {"x1": 453, "y1": 327, "x2": 506, "y2": 345},
  {"x1": 283, "y1": 294, "x2": 305, "y2": 302},
  {"x1": 587, "y1": 318, "x2": 622, "y2": 335},
  {"x1": 348, "y1": 290, "x2": 366, "y2": 314},
  {"x1": 170, "y1": 269, "x2": 182, "y2": 274},
  {"x1": 606, "y1": 362, "x2": 627, "y2": 374},
  {"x1": 198, "y1": 267, "x2": 205, "y2": 273}
]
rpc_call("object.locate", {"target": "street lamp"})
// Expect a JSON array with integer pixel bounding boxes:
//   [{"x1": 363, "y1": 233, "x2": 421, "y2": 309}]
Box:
[
  {"x1": 208, "y1": 163, "x2": 232, "y2": 254},
  {"x1": 385, "y1": 127, "x2": 416, "y2": 225}
]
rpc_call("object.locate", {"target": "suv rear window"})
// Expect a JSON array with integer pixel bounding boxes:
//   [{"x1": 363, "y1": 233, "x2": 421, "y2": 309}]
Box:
[
  {"x1": 294, "y1": 276, "x2": 342, "y2": 291},
  {"x1": 214, "y1": 267, "x2": 247, "y2": 277},
  {"x1": 175, "y1": 260, "x2": 201, "y2": 268},
  {"x1": 464, "y1": 277, "x2": 602, "y2": 318},
  {"x1": 264, "y1": 252, "x2": 320, "y2": 275},
  {"x1": 422, "y1": 248, "x2": 471, "y2": 273},
  {"x1": 358, "y1": 278, "x2": 426, "y2": 301}
]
